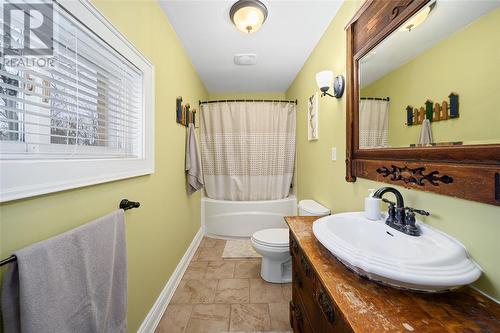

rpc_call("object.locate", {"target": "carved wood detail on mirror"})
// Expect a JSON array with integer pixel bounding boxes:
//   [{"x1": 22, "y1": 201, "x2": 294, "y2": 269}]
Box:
[
  {"x1": 376, "y1": 165, "x2": 453, "y2": 186},
  {"x1": 345, "y1": 0, "x2": 500, "y2": 206}
]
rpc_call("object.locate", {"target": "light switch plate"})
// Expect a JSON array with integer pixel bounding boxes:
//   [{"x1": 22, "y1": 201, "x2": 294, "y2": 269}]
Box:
[{"x1": 331, "y1": 147, "x2": 337, "y2": 161}]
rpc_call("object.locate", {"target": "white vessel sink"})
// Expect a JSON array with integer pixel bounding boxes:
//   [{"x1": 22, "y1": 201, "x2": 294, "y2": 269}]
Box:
[{"x1": 312, "y1": 212, "x2": 482, "y2": 292}]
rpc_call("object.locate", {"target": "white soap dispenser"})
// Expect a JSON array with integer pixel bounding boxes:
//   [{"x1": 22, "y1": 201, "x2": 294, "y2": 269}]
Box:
[{"x1": 365, "y1": 189, "x2": 381, "y2": 220}]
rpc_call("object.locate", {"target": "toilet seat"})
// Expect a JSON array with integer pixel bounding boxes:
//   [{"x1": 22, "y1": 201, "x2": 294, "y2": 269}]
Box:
[{"x1": 251, "y1": 228, "x2": 289, "y2": 248}]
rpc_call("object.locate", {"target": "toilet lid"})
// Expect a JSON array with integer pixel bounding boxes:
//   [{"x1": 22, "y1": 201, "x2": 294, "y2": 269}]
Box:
[
  {"x1": 299, "y1": 200, "x2": 330, "y2": 215},
  {"x1": 252, "y1": 228, "x2": 289, "y2": 247}
]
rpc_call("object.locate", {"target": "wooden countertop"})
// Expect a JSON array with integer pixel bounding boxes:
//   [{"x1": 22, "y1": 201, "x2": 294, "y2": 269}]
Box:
[{"x1": 285, "y1": 216, "x2": 500, "y2": 333}]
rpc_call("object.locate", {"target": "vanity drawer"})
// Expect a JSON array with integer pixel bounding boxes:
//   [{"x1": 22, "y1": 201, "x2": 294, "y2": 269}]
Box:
[
  {"x1": 291, "y1": 234, "x2": 353, "y2": 333},
  {"x1": 291, "y1": 248, "x2": 315, "y2": 293},
  {"x1": 293, "y1": 254, "x2": 336, "y2": 332},
  {"x1": 291, "y1": 286, "x2": 314, "y2": 333}
]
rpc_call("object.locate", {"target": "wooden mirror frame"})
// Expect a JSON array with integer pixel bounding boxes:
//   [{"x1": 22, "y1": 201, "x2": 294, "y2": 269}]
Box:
[{"x1": 345, "y1": 0, "x2": 500, "y2": 206}]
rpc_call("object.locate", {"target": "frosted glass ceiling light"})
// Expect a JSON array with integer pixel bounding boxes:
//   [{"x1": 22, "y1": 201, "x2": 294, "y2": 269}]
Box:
[
  {"x1": 399, "y1": 2, "x2": 436, "y2": 32},
  {"x1": 230, "y1": 0, "x2": 268, "y2": 34}
]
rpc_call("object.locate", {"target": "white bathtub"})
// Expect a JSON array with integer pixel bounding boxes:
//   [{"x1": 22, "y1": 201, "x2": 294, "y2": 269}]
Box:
[{"x1": 202, "y1": 195, "x2": 298, "y2": 238}]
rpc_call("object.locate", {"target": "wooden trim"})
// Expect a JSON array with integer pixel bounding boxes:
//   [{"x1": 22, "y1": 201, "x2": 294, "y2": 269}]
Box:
[
  {"x1": 344, "y1": 0, "x2": 373, "y2": 29},
  {"x1": 345, "y1": 25, "x2": 356, "y2": 182},
  {"x1": 353, "y1": 160, "x2": 500, "y2": 206},
  {"x1": 345, "y1": 0, "x2": 500, "y2": 206},
  {"x1": 355, "y1": 145, "x2": 500, "y2": 164}
]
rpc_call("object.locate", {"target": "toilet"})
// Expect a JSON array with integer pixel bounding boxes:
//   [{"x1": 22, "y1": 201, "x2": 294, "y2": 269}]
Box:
[
  {"x1": 298, "y1": 199, "x2": 331, "y2": 216},
  {"x1": 251, "y1": 200, "x2": 330, "y2": 283}
]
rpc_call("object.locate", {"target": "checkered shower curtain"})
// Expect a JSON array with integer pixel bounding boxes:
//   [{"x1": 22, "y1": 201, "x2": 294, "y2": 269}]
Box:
[{"x1": 200, "y1": 101, "x2": 296, "y2": 201}]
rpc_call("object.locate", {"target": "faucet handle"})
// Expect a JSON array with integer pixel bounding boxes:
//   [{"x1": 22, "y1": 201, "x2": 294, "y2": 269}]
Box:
[
  {"x1": 403, "y1": 209, "x2": 422, "y2": 236},
  {"x1": 405, "y1": 207, "x2": 430, "y2": 216},
  {"x1": 382, "y1": 198, "x2": 396, "y2": 223},
  {"x1": 382, "y1": 198, "x2": 395, "y2": 206}
]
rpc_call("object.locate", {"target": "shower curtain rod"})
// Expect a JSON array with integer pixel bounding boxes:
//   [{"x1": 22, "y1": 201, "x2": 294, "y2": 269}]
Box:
[
  {"x1": 0, "y1": 199, "x2": 140, "y2": 267},
  {"x1": 360, "y1": 97, "x2": 390, "y2": 101},
  {"x1": 199, "y1": 99, "x2": 298, "y2": 105}
]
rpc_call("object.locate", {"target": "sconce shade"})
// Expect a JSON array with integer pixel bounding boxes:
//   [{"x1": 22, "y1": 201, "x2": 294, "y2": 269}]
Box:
[
  {"x1": 316, "y1": 70, "x2": 334, "y2": 89},
  {"x1": 315, "y1": 70, "x2": 345, "y2": 99}
]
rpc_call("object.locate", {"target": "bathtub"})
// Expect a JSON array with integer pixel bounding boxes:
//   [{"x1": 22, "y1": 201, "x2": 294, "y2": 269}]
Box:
[{"x1": 201, "y1": 195, "x2": 298, "y2": 238}]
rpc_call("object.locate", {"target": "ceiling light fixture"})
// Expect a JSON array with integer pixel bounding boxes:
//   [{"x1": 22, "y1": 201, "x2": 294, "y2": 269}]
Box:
[
  {"x1": 399, "y1": 1, "x2": 436, "y2": 32},
  {"x1": 230, "y1": 0, "x2": 268, "y2": 34}
]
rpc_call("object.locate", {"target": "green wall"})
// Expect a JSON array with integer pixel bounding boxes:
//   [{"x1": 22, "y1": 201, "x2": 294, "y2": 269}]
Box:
[
  {"x1": 0, "y1": 1, "x2": 208, "y2": 331},
  {"x1": 361, "y1": 7, "x2": 500, "y2": 147},
  {"x1": 286, "y1": 1, "x2": 500, "y2": 300}
]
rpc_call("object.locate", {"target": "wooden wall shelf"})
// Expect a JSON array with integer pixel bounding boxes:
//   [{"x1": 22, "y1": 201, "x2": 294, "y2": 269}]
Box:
[
  {"x1": 176, "y1": 96, "x2": 196, "y2": 127},
  {"x1": 406, "y1": 93, "x2": 459, "y2": 126}
]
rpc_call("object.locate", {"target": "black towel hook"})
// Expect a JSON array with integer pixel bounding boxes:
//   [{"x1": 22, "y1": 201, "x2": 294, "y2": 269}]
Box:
[{"x1": 119, "y1": 199, "x2": 140, "y2": 211}]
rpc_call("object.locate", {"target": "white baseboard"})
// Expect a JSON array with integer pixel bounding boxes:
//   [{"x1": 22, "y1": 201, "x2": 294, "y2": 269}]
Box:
[
  {"x1": 471, "y1": 286, "x2": 500, "y2": 304},
  {"x1": 137, "y1": 228, "x2": 203, "y2": 333}
]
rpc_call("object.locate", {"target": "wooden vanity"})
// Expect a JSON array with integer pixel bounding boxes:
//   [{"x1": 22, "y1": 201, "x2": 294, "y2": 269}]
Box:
[{"x1": 286, "y1": 216, "x2": 500, "y2": 332}]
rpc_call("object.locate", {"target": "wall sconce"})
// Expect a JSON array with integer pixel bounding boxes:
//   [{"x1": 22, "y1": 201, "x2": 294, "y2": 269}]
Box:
[{"x1": 315, "y1": 70, "x2": 345, "y2": 98}]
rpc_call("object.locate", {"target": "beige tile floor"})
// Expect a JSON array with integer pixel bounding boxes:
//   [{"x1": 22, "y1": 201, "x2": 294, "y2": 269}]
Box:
[{"x1": 155, "y1": 237, "x2": 292, "y2": 333}]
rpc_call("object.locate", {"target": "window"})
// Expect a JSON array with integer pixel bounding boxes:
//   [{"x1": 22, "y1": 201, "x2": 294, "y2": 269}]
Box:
[{"x1": 0, "y1": 0, "x2": 155, "y2": 202}]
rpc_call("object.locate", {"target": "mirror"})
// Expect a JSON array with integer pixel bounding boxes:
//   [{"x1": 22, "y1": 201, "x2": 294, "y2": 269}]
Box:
[
  {"x1": 345, "y1": 0, "x2": 500, "y2": 206},
  {"x1": 358, "y1": 1, "x2": 500, "y2": 149}
]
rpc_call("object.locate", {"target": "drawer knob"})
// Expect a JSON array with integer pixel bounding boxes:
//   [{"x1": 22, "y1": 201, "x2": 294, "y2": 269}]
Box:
[
  {"x1": 300, "y1": 255, "x2": 312, "y2": 276},
  {"x1": 290, "y1": 301, "x2": 304, "y2": 329},
  {"x1": 318, "y1": 290, "x2": 335, "y2": 323}
]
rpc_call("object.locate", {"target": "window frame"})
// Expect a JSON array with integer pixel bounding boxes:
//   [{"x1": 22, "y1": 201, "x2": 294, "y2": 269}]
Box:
[{"x1": 0, "y1": 0, "x2": 155, "y2": 202}]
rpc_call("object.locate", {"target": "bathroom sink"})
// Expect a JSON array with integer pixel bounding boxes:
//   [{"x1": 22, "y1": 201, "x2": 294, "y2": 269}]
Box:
[{"x1": 312, "y1": 212, "x2": 482, "y2": 292}]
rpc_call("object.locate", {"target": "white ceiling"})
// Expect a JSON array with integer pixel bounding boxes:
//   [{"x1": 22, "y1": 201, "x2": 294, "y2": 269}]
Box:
[
  {"x1": 360, "y1": 1, "x2": 500, "y2": 88},
  {"x1": 158, "y1": 0, "x2": 342, "y2": 93}
]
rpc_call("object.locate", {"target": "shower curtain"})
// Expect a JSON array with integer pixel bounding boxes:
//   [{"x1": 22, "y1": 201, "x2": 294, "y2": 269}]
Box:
[
  {"x1": 200, "y1": 101, "x2": 296, "y2": 201},
  {"x1": 359, "y1": 99, "x2": 389, "y2": 148}
]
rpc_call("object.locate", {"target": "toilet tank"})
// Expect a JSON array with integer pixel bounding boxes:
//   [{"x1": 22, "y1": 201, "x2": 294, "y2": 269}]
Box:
[{"x1": 298, "y1": 200, "x2": 330, "y2": 216}]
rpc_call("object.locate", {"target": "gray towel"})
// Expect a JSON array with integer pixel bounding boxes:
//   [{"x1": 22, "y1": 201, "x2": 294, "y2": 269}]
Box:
[
  {"x1": 1, "y1": 210, "x2": 127, "y2": 333},
  {"x1": 185, "y1": 123, "x2": 204, "y2": 195},
  {"x1": 419, "y1": 118, "x2": 433, "y2": 145}
]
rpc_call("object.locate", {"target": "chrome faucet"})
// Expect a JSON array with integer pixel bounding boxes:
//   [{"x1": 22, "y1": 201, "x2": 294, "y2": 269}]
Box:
[{"x1": 372, "y1": 187, "x2": 429, "y2": 236}]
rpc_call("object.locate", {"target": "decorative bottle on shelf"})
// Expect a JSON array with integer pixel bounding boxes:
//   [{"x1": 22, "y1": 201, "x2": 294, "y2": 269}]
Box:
[{"x1": 365, "y1": 189, "x2": 381, "y2": 221}]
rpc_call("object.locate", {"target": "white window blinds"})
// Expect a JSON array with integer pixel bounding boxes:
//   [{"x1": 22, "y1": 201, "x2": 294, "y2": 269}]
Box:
[
  {"x1": 0, "y1": 0, "x2": 154, "y2": 202},
  {"x1": 0, "y1": 0, "x2": 144, "y2": 159}
]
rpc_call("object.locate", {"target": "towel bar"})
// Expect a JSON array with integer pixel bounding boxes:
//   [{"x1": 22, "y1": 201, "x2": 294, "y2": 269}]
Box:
[
  {"x1": 0, "y1": 199, "x2": 140, "y2": 267},
  {"x1": 0, "y1": 255, "x2": 16, "y2": 266}
]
